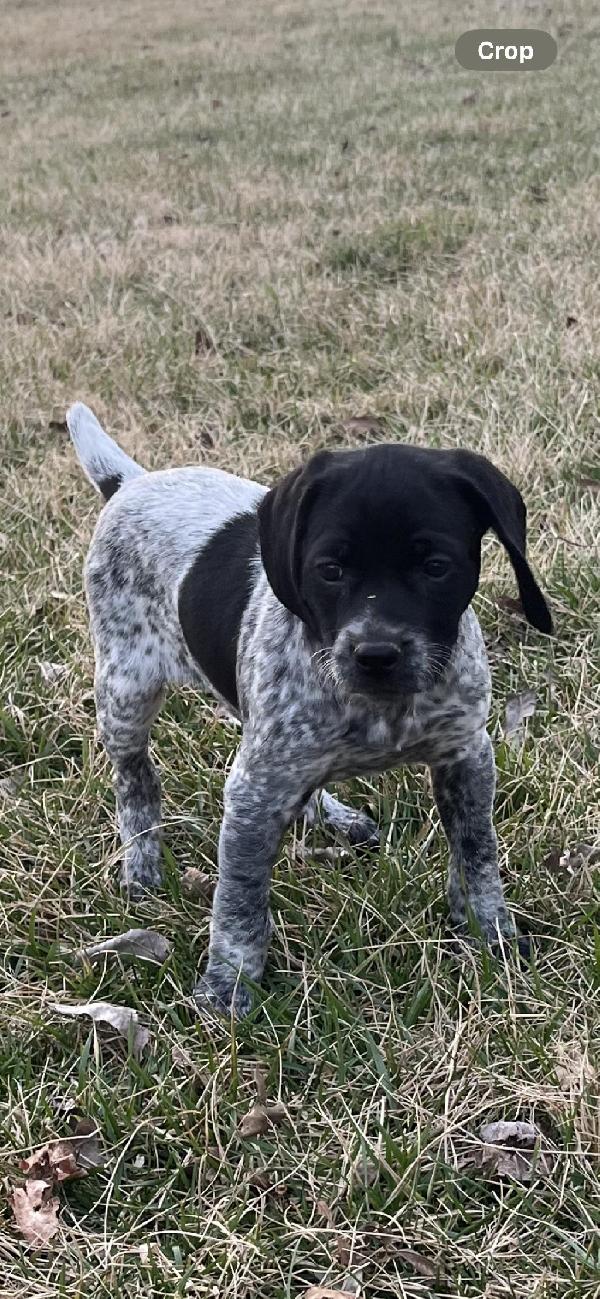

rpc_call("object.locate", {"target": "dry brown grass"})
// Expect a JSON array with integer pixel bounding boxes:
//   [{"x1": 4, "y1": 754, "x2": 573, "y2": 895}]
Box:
[{"x1": 1, "y1": 1, "x2": 599, "y2": 1295}]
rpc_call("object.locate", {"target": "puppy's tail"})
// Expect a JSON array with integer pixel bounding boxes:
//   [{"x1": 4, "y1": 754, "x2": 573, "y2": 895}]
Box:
[{"x1": 66, "y1": 402, "x2": 146, "y2": 501}]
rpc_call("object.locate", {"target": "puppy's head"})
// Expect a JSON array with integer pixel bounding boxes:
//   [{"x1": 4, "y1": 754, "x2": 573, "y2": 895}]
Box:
[{"x1": 258, "y1": 444, "x2": 552, "y2": 698}]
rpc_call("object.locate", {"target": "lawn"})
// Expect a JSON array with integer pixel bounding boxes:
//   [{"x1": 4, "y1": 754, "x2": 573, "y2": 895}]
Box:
[{"x1": 0, "y1": 0, "x2": 599, "y2": 1295}]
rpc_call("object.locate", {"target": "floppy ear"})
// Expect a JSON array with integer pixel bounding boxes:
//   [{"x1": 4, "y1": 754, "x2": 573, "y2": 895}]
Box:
[
  {"x1": 257, "y1": 452, "x2": 331, "y2": 625},
  {"x1": 451, "y1": 450, "x2": 553, "y2": 634}
]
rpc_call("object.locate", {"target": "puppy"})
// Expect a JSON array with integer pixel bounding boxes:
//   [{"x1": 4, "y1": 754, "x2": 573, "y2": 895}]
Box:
[{"x1": 67, "y1": 403, "x2": 552, "y2": 1017}]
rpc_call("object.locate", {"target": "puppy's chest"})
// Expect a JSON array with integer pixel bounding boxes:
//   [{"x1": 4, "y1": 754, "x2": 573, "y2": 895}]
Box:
[{"x1": 328, "y1": 692, "x2": 484, "y2": 777}]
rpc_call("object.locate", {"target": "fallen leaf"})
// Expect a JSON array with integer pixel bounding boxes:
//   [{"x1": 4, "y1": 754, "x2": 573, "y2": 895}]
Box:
[
  {"x1": 461, "y1": 91, "x2": 478, "y2": 105},
  {"x1": 48, "y1": 419, "x2": 68, "y2": 434},
  {"x1": 194, "y1": 324, "x2": 215, "y2": 355},
  {"x1": 395, "y1": 1249, "x2": 442, "y2": 1279},
  {"x1": 12, "y1": 1179, "x2": 60, "y2": 1247},
  {"x1": 341, "y1": 415, "x2": 385, "y2": 440},
  {"x1": 180, "y1": 868, "x2": 215, "y2": 901},
  {"x1": 255, "y1": 1065, "x2": 268, "y2": 1106},
  {"x1": 39, "y1": 661, "x2": 69, "y2": 686},
  {"x1": 211, "y1": 97, "x2": 223, "y2": 109},
  {"x1": 317, "y1": 1198, "x2": 335, "y2": 1225},
  {"x1": 304, "y1": 1289, "x2": 354, "y2": 1299},
  {"x1": 476, "y1": 1119, "x2": 551, "y2": 1182},
  {"x1": 497, "y1": 595, "x2": 524, "y2": 618},
  {"x1": 238, "y1": 1101, "x2": 287, "y2": 1137},
  {"x1": 76, "y1": 927, "x2": 171, "y2": 965},
  {"x1": 577, "y1": 475, "x2": 599, "y2": 490},
  {"x1": 504, "y1": 689, "x2": 537, "y2": 741},
  {"x1": 71, "y1": 1118, "x2": 105, "y2": 1170},
  {"x1": 20, "y1": 1122, "x2": 104, "y2": 1182},
  {"x1": 52, "y1": 1001, "x2": 150, "y2": 1056}
]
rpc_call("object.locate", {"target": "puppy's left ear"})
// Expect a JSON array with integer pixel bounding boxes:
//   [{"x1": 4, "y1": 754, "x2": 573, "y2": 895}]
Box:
[{"x1": 451, "y1": 450, "x2": 553, "y2": 634}]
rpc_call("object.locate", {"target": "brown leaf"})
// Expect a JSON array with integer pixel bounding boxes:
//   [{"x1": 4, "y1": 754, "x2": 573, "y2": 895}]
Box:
[
  {"x1": 341, "y1": 415, "x2": 384, "y2": 441},
  {"x1": 71, "y1": 1119, "x2": 105, "y2": 1170},
  {"x1": 238, "y1": 1101, "x2": 287, "y2": 1137},
  {"x1": 395, "y1": 1249, "x2": 442, "y2": 1279},
  {"x1": 255, "y1": 1065, "x2": 268, "y2": 1107},
  {"x1": 476, "y1": 1119, "x2": 551, "y2": 1182},
  {"x1": 20, "y1": 1141, "x2": 83, "y2": 1184},
  {"x1": 317, "y1": 1198, "x2": 335, "y2": 1226},
  {"x1": 48, "y1": 419, "x2": 68, "y2": 434},
  {"x1": 180, "y1": 868, "x2": 215, "y2": 901},
  {"x1": 504, "y1": 689, "x2": 537, "y2": 741},
  {"x1": 52, "y1": 1000, "x2": 150, "y2": 1057},
  {"x1": 304, "y1": 1289, "x2": 354, "y2": 1299},
  {"x1": 19, "y1": 1122, "x2": 104, "y2": 1183},
  {"x1": 497, "y1": 595, "x2": 524, "y2": 618},
  {"x1": 12, "y1": 1179, "x2": 60, "y2": 1247},
  {"x1": 194, "y1": 324, "x2": 215, "y2": 356},
  {"x1": 76, "y1": 927, "x2": 171, "y2": 965}
]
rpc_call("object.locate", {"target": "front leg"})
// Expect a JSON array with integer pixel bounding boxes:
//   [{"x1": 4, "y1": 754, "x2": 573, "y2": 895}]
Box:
[
  {"x1": 430, "y1": 731, "x2": 516, "y2": 945},
  {"x1": 194, "y1": 745, "x2": 312, "y2": 1019}
]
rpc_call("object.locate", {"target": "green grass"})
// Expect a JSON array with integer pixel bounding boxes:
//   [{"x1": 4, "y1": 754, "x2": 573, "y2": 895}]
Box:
[{"x1": 0, "y1": 1, "x2": 599, "y2": 1295}]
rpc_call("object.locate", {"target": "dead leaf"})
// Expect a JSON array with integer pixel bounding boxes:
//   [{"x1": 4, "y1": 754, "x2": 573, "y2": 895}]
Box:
[
  {"x1": 76, "y1": 927, "x2": 171, "y2": 965},
  {"x1": 39, "y1": 661, "x2": 68, "y2": 686},
  {"x1": 194, "y1": 324, "x2": 215, "y2": 356},
  {"x1": 476, "y1": 1119, "x2": 551, "y2": 1182},
  {"x1": 304, "y1": 1289, "x2": 354, "y2": 1299},
  {"x1": 341, "y1": 415, "x2": 384, "y2": 441},
  {"x1": 577, "y1": 475, "x2": 599, "y2": 490},
  {"x1": 504, "y1": 689, "x2": 537, "y2": 741},
  {"x1": 19, "y1": 1122, "x2": 104, "y2": 1183},
  {"x1": 180, "y1": 868, "x2": 215, "y2": 901},
  {"x1": 12, "y1": 1179, "x2": 60, "y2": 1247},
  {"x1": 317, "y1": 1198, "x2": 336, "y2": 1226},
  {"x1": 238, "y1": 1101, "x2": 287, "y2": 1137},
  {"x1": 52, "y1": 1000, "x2": 150, "y2": 1056},
  {"x1": 461, "y1": 91, "x2": 478, "y2": 105},
  {"x1": 497, "y1": 595, "x2": 524, "y2": 618},
  {"x1": 211, "y1": 97, "x2": 223, "y2": 109},
  {"x1": 48, "y1": 419, "x2": 68, "y2": 434},
  {"x1": 255, "y1": 1065, "x2": 268, "y2": 1106},
  {"x1": 70, "y1": 1119, "x2": 105, "y2": 1170},
  {"x1": 395, "y1": 1249, "x2": 442, "y2": 1279}
]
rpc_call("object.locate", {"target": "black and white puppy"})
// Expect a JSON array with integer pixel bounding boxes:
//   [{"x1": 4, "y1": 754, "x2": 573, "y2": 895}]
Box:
[{"x1": 67, "y1": 403, "x2": 552, "y2": 1017}]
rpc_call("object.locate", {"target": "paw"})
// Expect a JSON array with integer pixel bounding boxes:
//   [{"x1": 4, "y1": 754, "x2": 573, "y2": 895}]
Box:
[
  {"x1": 120, "y1": 848, "x2": 163, "y2": 898},
  {"x1": 193, "y1": 972, "x2": 253, "y2": 1021}
]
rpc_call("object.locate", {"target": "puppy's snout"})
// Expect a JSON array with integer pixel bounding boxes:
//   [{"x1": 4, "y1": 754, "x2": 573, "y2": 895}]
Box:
[{"x1": 353, "y1": 640, "x2": 400, "y2": 673}]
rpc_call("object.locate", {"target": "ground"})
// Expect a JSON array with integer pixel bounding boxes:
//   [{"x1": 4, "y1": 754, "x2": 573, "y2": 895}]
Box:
[{"x1": 0, "y1": 1, "x2": 599, "y2": 1295}]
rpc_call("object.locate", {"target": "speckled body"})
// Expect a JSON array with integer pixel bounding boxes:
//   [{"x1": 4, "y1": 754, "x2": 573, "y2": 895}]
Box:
[{"x1": 67, "y1": 403, "x2": 533, "y2": 1018}]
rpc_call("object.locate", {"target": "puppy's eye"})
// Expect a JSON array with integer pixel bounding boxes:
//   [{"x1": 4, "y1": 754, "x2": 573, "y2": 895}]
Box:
[
  {"x1": 423, "y1": 556, "x2": 450, "y2": 579},
  {"x1": 317, "y1": 561, "x2": 344, "y2": 583}
]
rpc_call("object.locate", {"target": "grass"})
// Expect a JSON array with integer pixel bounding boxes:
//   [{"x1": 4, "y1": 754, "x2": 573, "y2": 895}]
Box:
[{"x1": 0, "y1": 0, "x2": 599, "y2": 1294}]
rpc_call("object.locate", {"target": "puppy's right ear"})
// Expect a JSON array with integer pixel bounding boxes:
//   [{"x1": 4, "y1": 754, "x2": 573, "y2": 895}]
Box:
[{"x1": 257, "y1": 453, "x2": 330, "y2": 624}]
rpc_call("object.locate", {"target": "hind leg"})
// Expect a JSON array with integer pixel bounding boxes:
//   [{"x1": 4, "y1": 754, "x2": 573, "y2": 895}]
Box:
[
  {"x1": 304, "y1": 790, "x2": 380, "y2": 848},
  {"x1": 95, "y1": 659, "x2": 165, "y2": 895}
]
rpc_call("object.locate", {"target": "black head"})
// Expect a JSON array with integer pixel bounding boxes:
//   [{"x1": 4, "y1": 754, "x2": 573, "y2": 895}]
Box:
[{"x1": 258, "y1": 444, "x2": 552, "y2": 698}]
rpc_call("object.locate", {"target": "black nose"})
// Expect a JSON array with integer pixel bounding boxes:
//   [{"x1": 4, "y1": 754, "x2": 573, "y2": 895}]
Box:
[{"x1": 354, "y1": 640, "x2": 400, "y2": 673}]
